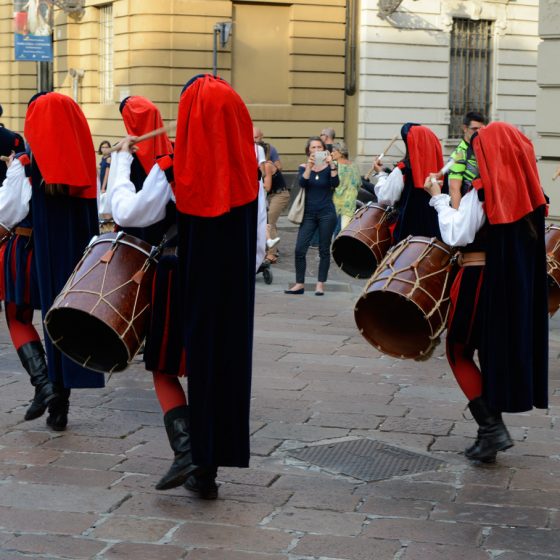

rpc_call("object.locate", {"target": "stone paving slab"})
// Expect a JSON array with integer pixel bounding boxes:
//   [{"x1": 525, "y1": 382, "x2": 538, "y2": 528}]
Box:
[{"x1": 0, "y1": 260, "x2": 560, "y2": 559}]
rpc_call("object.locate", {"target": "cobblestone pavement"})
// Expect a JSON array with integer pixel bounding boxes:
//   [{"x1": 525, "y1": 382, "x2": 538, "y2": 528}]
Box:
[{"x1": 1, "y1": 220, "x2": 559, "y2": 559}]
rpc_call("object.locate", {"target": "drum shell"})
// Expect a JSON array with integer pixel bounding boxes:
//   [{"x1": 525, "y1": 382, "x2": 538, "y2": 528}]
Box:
[
  {"x1": 355, "y1": 236, "x2": 454, "y2": 359},
  {"x1": 45, "y1": 232, "x2": 157, "y2": 373},
  {"x1": 545, "y1": 223, "x2": 560, "y2": 316},
  {"x1": 332, "y1": 203, "x2": 393, "y2": 279}
]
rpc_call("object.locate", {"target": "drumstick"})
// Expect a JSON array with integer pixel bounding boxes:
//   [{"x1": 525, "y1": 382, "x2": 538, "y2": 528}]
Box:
[
  {"x1": 364, "y1": 135, "x2": 399, "y2": 180},
  {"x1": 376, "y1": 135, "x2": 399, "y2": 163},
  {"x1": 109, "y1": 123, "x2": 176, "y2": 153},
  {"x1": 553, "y1": 165, "x2": 560, "y2": 181},
  {"x1": 429, "y1": 158, "x2": 456, "y2": 185}
]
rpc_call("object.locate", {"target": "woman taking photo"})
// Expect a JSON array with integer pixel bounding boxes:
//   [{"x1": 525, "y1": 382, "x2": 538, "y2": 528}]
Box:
[{"x1": 285, "y1": 136, "x2": 338, "y2": 296}]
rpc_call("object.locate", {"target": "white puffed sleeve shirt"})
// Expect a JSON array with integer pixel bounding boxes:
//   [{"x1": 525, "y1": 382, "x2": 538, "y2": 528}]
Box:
[
  {"x1": 374, "y1": 167, "x2": 405, "y2": 205},
  {"x1": 108, "y1": 149, "x2": 267, "y2": 273},
  {"x1": 0, "y1": 159, "x2": 32, "y2": 229},
  {"x1": 106, "y1": 151, "x2": 173, "y2": 228},
  {"x1": 429, "y1": 189, "x2": 486, "y2": 247}
]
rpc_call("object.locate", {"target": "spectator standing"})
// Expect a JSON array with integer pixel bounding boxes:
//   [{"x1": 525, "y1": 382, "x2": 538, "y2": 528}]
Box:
[
  {"x1": 262, "y1": 142, "x2": 288, "y2": 263},
  {"x1": 285, "y1": 136, "x2": 338, "y2": 296},
  {"x1": 97, "y1": 140, "x2": 111, "y2": 193},
  {"x1": 253, "y1": 127, "x2": 282, "y2": 170},
  {"x1": 448, "y1": 111, "x2": 486, "y2": 208},
  {"x1": 320, "y1": 128, "x2": 336, "y2": 152},
  {"x1": 331, "y1": 141, "x2": 361, "y2": 236}
]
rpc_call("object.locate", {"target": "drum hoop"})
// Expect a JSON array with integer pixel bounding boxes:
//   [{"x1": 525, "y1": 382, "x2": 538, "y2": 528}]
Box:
[
  {"x1": 355, "y1": 291, "x2": 450, "y2": 359},
  {"x1": 88, "y1": 236, "x2": 154, "y2": 259},
  {"x1": 45, "y1": 308, "x2": 137, "y2": 374},
  {"x1": 363, "y1": 236, "x2": 454, "y2": 323}
]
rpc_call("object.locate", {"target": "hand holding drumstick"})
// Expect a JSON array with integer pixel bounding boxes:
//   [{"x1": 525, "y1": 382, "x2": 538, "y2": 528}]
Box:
[
  {"x1": 112, "y1": 135, "x2": 139, "y2": 154},
  {"x1": 365, "y1": 135, "x2": 399, "y2": 180},
  {"x1": 0, "y1": 151, "x2": 15, "y2": 167},
  {"x1": 109, "y1": 123, "x2": 176, "y2": 154}
]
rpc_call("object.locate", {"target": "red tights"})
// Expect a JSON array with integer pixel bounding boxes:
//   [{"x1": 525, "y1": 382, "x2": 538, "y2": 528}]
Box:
[
  {"x1": 446, "y1": 341, "x2": 483, "y2": 401},
  {"x1": 4, "y1": 303, "x2": 40, "y2": 350},
  {"x1": 152, "y1": 371, "x2": 187, "y2": 414}
]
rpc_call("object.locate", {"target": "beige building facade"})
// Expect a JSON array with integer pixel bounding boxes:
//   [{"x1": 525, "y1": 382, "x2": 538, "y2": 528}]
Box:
[
  {"x1": 536, "y1": 0, "x2": 560, "y2": 219},
  {"x1": 0, "y1": 0, "x2": 350, "y2": 171},
  {"x1": 0, "y1": 0, "x2": 549, "y2": 187},
  {"x1": 357, "y1": 0, "x2": 540, "y2": 167}
]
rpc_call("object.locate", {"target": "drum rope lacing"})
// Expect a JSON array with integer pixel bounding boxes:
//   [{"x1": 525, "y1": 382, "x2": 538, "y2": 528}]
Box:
[
  {"x1": 364, "y1": 237, "x2": 455, "y2": 340},
  {"x1": 48, "y1": 241, "x2": 153, "y2": 362},
  {"x1": 546, "y1": 225, "x2": 560, "y2": 282}
]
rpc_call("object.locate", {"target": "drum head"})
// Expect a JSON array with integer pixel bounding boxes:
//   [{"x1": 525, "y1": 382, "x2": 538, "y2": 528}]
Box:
[
  {"x1": 45, "y1": 307, "x2": 131, "y2": 373},
  {"x1": 332, "y1": 236, "x2": 379, "y2": 279},
  {"x1": 355, "y1": 291, "x2": 433, "y2": 359}
]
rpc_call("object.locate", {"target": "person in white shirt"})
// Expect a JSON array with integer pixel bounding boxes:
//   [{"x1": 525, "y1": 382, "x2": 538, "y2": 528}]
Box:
[
  {"x1": 373, "y1": 123, "x2": 444, "y2": 244},
  {"x1": 0, "y1": 152, "x2": 61, "y2": 422},
  {"x1": 424, "y1": 122, "x2": 548, "y2": 464}
]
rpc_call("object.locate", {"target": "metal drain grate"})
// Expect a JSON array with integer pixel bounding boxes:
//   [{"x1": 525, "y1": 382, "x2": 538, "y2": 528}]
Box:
[{"x1": 289, "y1": 438, "x2": 446, "y2": 482}]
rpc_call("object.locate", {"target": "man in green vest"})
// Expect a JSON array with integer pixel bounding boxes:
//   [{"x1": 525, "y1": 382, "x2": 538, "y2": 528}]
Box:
[{"x1": 448, "y1": 111, "x2": 486, "y2": 208}]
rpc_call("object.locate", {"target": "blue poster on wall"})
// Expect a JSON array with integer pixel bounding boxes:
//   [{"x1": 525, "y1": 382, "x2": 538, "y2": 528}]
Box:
[{"x1": 13, "y1": 0, "x2": 53, "y2": 61}]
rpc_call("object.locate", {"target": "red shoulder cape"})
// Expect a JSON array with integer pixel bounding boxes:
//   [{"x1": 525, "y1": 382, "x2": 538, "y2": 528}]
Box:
[
  {"x1": 173, "y1": 75, "x2": 258, "y2": 217},
  {"x1": 24, "y1": 92, "x2": 97, "y2": 198},
  {"x1": 406, "y1": 125, "x2": 443, "y2": 189},
  {"x1": 121, "y1": 96, "x2": 173, "y2": 175},
  {"x1": 473, "y1": 122, "x2": 546, "y2": 224}
]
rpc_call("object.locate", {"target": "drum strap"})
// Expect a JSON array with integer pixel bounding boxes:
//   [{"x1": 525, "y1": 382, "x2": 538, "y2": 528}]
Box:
[
  {"x1": 458, "y1": 251, "x2": 486, "y2": 267},
  {"x1": 14, "y1": 227, "x2": 32, "y2": 237}
]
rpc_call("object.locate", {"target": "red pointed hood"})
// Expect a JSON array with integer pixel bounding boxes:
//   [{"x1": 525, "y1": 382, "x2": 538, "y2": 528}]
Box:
[
  {"x1": 473, "y1": 122, "x2": 546, "y2": 224},
  {"x1": 173, "y1": 75, "x2": 258, "y2": 217},
  {"x1": 404, "y1": 124, "x2": 443, "y2": 189},
  {"x1": 24, "y1": 92, "x2": 97, "y2": 198},
  {"x1": 121, "y1": 96, "x2": 173, "y2": 175}
]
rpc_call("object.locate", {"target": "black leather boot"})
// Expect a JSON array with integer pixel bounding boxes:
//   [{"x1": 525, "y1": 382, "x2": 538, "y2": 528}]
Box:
[
  {"x1": 465, "y1": 397, "x2": 513, "y2": 462},
  {"x1": 46, "y1": 387, "x2": 70, "y2": 431},
  {"x1": 17, "y1": 341, "x2": 59, "y2": 421},
  {"x1": 183, "y1": 466, "x2": 218, "y2": 500},
  {"x1": 156, "y1": 406, "x2": 200, "y2": 490}
]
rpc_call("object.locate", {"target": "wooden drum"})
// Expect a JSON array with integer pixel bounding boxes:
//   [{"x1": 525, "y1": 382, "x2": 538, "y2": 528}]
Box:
[
  {"x1": 354, "y1": 236, "x2": 455, "y2": 360},
  {"x1": 332, "y1": 203, "x2": 395, "y2": 279},
  {"x1": 45, "y1": 232, "x2": 158, "y2": 373},
  {"x1": 545, "y1": 223, "x2": 560, "y2": 316}
]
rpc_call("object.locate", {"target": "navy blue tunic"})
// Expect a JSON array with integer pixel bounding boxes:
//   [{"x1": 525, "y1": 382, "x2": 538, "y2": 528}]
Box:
[
  {"x1": 3, "y1": 214, "x2": 41, "y2": 309},
  {"x1": 178, "y1": 198, "x2": 257, "y2": 468},
  {"x1": 31, "y1": 160, "x2": 105, "y2": 389}
]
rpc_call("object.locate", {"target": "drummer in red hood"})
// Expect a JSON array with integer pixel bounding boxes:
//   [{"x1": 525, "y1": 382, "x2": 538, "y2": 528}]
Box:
[
  {"x1": 424, "y1": 121, "x2": 548, "y2": 463},
  {"x1": 108, "y1": 76, "x2": 260, "y2": 499},
  {"x1": 373, "y1": 123, "x2": 445, "y2": 243},
  {"x1": 24, "y1": 92, "x2": 105, "y2": 431},
  {"x1": 108, "y1": 95, "x2": 198, "y2": 494}
]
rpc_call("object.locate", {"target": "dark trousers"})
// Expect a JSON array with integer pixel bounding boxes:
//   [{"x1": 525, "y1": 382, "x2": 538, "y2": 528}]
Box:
[{"x1": 295, "y1": 205, "x2": 337, "y2": 283}]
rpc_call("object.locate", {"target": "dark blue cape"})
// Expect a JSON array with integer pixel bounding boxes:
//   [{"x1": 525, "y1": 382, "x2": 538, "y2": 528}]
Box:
[
  {"x1": 479, "y1": 206, "x2": 548, "y2": 412},
  {"x1": 30, "y1": 160, "x2": 104, "y2": 389},
  {"x1": 178, "y1": 198, "x2": 257, "y2": 467}
]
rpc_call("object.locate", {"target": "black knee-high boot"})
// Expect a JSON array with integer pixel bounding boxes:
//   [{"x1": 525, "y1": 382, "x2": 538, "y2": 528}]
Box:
[
  {"x1": 184, "y1": 466, "x2": 219, "y2": 500},
  {"x1": 46, "y1": 387, "x2": 70, "y2": 431},
  {"x1": 156, "y1": 405, "x2": 201, "y2": 490},
  {"x1": 17, "y1": 341, "x2": 59, "y2": 421},
  {"x1": 465, "y1": 397, "x2": 513, "y2": 462}
]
